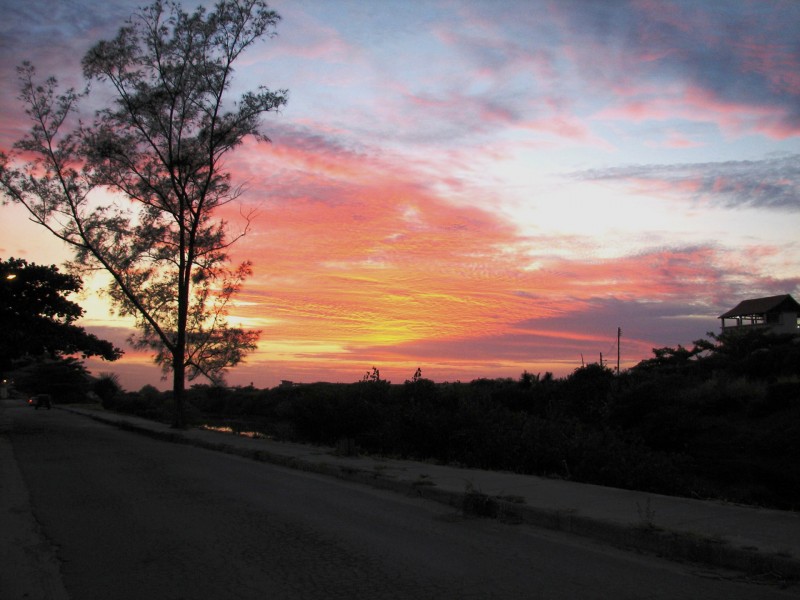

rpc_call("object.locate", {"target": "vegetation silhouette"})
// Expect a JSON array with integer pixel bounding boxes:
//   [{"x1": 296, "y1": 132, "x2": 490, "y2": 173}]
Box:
[
  {"x1": 0, "y1": 257, "x2": 122, "y2": 373},
  {"x1": 104, "y1": 329, "x2": 800, "y2": 510}
]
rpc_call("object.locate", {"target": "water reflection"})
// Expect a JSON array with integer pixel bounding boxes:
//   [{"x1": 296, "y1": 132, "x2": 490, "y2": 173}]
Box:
[{"x1": 199, "y1": 424, "x2": 269, "y2": 440}]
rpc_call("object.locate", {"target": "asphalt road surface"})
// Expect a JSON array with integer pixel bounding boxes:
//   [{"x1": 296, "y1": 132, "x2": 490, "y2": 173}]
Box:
[{"x1": 1, "y1": 400, "x2": 795, "y2": 599}]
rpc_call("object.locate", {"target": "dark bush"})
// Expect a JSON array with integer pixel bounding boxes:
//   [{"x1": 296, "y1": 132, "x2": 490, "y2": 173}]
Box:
[
  {"x1": 556, "y1": 364, "x2": 615, "y2": 423},
  {"x1": 755, "y1": 380, "x2": 800, "y2": 415},
  {"x1": 93, "y1": 373, "x2": 122, "y2": 408}
]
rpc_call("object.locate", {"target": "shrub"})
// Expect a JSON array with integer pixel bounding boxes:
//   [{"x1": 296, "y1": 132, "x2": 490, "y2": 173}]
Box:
[
  {"x1": 93, "y1": 372, "x2": 122, "y2": 408},
  {"x1": 556, "y1": 364, "x2": 615, "y2": 422}
]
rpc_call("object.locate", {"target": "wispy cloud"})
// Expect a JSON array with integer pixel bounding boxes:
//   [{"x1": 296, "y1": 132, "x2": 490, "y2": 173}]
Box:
[
  {"x1": 548, "y1": 0, "x2": 800, "y2": 140},
  {"x1": 572, "y1": 154, "x2": 800, "y2": 211}
]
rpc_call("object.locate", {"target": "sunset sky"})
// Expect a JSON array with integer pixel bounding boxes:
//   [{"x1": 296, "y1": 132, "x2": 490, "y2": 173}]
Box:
[{"x1": 2, "y1": 0, "x2": 799, "y2": 390}]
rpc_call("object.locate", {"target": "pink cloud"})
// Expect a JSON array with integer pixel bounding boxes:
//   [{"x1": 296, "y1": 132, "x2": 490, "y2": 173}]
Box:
[
  {"x1": 684, "y1": 87, "x2": 800, "y2": 140},
  {"x1": 596, "y1": 84, "x2": 800, "y2": 140},
  {"x1": 660, "y1": 132, "x2": 704, "y2": 149},
  {"x1": 735, "y1": 36, "x2": 800, "y2": 96},
  {"x1": 520, "y1": 115, "x2": 612, "y2": 148}
]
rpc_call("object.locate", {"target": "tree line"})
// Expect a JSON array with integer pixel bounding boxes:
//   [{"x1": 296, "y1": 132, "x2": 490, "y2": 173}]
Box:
[{"x1": 97, "y1": 328, "x2": 800, "y2": 511}]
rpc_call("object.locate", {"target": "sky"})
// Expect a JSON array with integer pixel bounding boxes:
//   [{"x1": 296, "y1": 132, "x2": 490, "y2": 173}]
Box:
[{"x1": 1, "y1": 0, "x2": 799, "y2": 390}]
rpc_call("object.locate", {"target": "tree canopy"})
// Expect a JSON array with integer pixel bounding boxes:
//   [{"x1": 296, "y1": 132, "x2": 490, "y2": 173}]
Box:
[
  {"x1": 0, "y1": 257, "x2": 122, "y2": 372},
  {"x1": 0, "y1": 0, "x2": 288, "y2": 426}
]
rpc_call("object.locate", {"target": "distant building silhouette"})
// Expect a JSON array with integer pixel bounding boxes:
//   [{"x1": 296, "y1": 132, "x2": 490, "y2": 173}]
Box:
[{"x1": 719, "y1": 294, "x2": 800, "y2": 334}]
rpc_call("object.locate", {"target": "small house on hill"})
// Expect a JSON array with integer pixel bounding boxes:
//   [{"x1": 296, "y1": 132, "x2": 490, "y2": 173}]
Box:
[{"x1": 719, "y1": 294, "x2": 800, "y2": 334}]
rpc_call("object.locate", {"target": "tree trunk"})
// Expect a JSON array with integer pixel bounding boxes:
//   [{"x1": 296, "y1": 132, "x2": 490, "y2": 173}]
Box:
[
  {"x1": 172, "y1": 285, "x2": 188, "y2": 428},
  {"x1": 172, "y1": 357, "x2": 186, "y2": 429}
]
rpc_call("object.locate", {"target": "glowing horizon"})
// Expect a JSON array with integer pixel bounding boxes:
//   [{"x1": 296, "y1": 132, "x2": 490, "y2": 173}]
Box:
[{"x1": 1, "y1": 0, "x2": 799, "y2": 391}]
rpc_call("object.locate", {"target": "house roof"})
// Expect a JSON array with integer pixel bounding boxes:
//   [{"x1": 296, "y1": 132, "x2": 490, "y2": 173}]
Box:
[{"x1": 719, "y1": 294, "x2": 800, "y2": 319}]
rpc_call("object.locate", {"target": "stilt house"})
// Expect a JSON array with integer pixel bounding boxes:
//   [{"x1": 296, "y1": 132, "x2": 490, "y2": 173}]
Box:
[{"x1": 719, "y1": 294, "x2": 800, "y2": 334}]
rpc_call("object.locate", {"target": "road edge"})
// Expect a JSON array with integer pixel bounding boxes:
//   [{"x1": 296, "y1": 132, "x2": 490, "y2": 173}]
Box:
[{"x1": 0, "y1": 402, "x2": 70, "y2": 600}]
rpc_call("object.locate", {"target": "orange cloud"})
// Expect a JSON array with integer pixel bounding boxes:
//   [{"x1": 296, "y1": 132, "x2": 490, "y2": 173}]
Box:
[{"x1": 187, "y1": 124, "x2": 797, "y2": 387}]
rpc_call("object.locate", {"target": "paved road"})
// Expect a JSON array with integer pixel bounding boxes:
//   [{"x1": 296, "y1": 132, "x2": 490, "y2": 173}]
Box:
[{"x1": 2, "y1": 402, "x2": 795, "y2": 599}]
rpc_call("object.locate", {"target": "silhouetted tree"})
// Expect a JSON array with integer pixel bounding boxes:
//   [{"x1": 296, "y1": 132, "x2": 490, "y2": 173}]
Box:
[
  {"x1": 0, "y1": 257, "x2": 121, "y2": 373},
  {"x1": 14, "y1": 356, "x2": 93, "y2": 404},
  {"x1": 0, "y1": 1, "x2": 288, "y2": 426}
]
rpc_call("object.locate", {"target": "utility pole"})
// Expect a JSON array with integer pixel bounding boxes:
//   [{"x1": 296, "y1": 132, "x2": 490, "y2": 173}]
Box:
[{"x1": 616, "y1": 327, "x2": 622, "y2": 376}]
